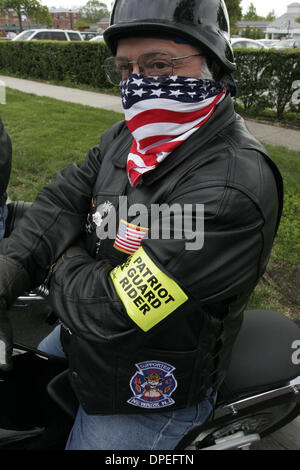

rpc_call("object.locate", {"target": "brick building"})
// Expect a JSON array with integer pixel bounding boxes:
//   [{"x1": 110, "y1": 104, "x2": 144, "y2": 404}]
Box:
[
  {"x1": 49, "y1": 8, "x2": 80, "y2": 30},
  {"x1": 0, "y1": 7, "x2": 80, "y2": 34},
  {"x1": 97, "y1": 17, "x2": 110, "y2": 31},
  {"x1": 0, "y1": 9, "x2": 32, "y2": 32}
]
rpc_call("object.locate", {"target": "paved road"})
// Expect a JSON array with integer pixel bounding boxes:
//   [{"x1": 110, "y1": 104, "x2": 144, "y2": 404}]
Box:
[
  {"x1": 251, "y1": 417, "x2": 300, "y2": 450},
  {"x1": 245, "y1": 120, "x2": 300, "y2": 152},
  {"x1": 2, "y1": 75, "x2": 300, "y2": 450},
  {"x1": 1, "y1": 75, "x2": 300, "y2": 151}
]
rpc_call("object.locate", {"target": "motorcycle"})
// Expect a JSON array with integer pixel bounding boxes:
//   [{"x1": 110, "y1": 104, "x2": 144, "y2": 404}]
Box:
[{"x1": 0, "y1": 202, "x2": 299, "y2": 451}]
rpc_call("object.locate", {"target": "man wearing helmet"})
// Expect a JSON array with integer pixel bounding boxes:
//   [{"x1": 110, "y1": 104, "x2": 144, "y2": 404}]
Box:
[{"x1": 0, "y1": 0, "x2": 283, "y2": 449}]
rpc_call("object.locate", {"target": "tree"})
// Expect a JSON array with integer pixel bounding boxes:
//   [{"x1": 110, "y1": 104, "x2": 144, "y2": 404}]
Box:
[
  {"x1": 265, "y1": 10, "x2": 276, "y2": 22},
  {"x1": 0, "y1": 0, "x2": 52, "y2": 31},
  {"x1": 244, "y1": 25, "x2": 264, "y2": 39},
  {"x1": 79, "y1": 0, "x2": 109, "y2": 25},
  {"x1": 243, "y1": 2, "x2": 264, "y2": 21},
  {"x1": 224, "y1": 0, "x2": 242, "y2": 31},
  {"x1": 74, "y1": 18, "x2": 91, "y2": 30}
]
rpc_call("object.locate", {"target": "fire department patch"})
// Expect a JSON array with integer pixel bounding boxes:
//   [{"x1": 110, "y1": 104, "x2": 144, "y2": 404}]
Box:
[{"x1": 127, "y1": 360, "x2": 177, "y2": 409}]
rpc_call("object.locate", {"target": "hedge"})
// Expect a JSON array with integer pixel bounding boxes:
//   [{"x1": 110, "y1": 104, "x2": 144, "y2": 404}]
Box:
[
  {"x1": 0, "y1": 41, "x2": 113, "y2": 90},
  {"x1": 234, "y1": 49, "x2": 300, "y2": 120},
  {"x1": 0, "y1": 41, "x2": 299, "y2": 120}
]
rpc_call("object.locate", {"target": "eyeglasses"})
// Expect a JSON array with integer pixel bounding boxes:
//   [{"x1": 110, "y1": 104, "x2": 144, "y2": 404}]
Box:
[{"x1": 102, "y1": 51, "x2": 202, "y2": 86}]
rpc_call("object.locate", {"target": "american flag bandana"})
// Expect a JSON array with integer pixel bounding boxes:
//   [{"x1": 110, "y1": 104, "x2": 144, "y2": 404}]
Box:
[
  {"x1": 114, "y1": 219, "x2": 148, "y2": 254},
  {"x1": 121, "y1": 74, "x2": 226, "y2": 186}
]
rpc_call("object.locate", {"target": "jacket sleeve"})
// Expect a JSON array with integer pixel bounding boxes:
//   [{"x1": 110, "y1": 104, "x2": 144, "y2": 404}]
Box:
[
  {"x1": 0, "y1": 120, "x2": 129, "y2": 287},
  {"x1": 0, "y1": 119, "x2": 12, "y2": 203},
  {"x1": 0, "y1": 145, "x2": 101, "y2": 286},
  {"x1": 48, "y1": 182, "x2": 270, "y2": 338}
]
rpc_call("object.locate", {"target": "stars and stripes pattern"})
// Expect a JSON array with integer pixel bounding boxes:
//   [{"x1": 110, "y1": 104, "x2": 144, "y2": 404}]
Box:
[
  {"x1": 114, "y1": 219, "x2": 148, "y2": 254},
  {"x1": 121, "y1": 74, "x2": 226, "y2": 186}
]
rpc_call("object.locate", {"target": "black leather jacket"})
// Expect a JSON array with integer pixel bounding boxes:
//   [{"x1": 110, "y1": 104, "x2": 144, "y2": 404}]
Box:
[
  {"x1": 1, "y1": 95, "x2": 283, "y2": 414},
  {"x1": 0, "y1": 120, "x2": 12, "y2": 207}
]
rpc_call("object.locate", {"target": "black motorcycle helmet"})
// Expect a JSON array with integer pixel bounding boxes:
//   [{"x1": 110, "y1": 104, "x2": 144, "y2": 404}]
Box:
[{"x1": 104, "y1": 0, "x2": 236, "y2": 76}]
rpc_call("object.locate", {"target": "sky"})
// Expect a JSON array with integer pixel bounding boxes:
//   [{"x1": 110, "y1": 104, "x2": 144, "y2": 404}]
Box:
[
  {"x1": 40, "y1": 0, "x2": 295, "y2": 19},
  {"x1": 239, "y1": 0, "x2": 295, "y2": 17}
]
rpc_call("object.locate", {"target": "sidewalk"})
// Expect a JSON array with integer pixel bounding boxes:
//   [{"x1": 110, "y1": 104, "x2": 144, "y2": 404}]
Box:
[
  {"x1": 1, "y1": 75, "x2": 123, "y2": 114},
  {"x1": 1, "y1": 75, "x2": 300, "y2": 151}
]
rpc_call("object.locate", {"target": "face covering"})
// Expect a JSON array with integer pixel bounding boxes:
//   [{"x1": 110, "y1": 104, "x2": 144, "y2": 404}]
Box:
[{"x1": 121, "y1": 74, "x2": 226, "y2": 186}]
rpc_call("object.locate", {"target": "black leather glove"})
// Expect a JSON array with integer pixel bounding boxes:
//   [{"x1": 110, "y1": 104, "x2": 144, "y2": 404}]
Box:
[{"x1": 0, "y1": 255, "x2": 31, "y2": 371}]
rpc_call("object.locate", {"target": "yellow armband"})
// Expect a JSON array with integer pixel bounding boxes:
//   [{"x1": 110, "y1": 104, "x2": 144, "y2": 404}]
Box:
[{"x1": 110, "y1": 247, "x2": 188, "y2": 332}]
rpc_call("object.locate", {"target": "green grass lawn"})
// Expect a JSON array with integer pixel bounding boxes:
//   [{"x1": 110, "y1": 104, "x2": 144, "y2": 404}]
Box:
[
  {"x1": 2, "y1": 88, "x2": 123, "y2": 201},
  {"x1": 1, "y1": 88, "x2": 299, "y2": 318},
  {"x1": 248, "y1": 143, "x2": 300, "y2": 318}
]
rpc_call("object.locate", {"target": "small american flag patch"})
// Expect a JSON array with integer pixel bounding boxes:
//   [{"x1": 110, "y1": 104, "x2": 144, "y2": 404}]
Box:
[{"x1": 114, "y1": 219, "x2": 148, "y2": 254}]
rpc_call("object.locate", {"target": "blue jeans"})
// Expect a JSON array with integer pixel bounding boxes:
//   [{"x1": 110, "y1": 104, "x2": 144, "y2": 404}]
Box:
[
  {"x1": 38, "y1": 325, "x2": 215, "y2": 450},
  {"x1": 0, "y1": 204, "x2": 7, "y2": 239}
]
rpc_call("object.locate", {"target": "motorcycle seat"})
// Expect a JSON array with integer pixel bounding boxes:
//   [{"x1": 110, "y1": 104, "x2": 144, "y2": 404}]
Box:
[{"x1": 221, "y1": 309, "x2": 300, "y2": 399}]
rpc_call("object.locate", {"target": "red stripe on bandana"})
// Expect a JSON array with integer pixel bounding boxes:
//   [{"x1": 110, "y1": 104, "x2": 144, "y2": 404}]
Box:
[{"x1": 121, "y1": 75, "x2": 226, "y2": 186}]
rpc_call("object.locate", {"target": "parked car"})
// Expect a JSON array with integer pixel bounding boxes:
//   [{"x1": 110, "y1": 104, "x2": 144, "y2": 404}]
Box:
[
  {"x1": 5, "y1": 32, "x2": 17, "y2": 40},
  {"x1": 81, "y1": 32, "x2": 98, "y2": 41},
  {"x1": 275, "y1": 39, "x2": 300, "y2": 49},
  {"x1": 12, "y1": 29, "x2": 83, "y2": 41},
  {"x1": 256, "y1": 39, "x2": 280, "y2": 48},
  {"x1": 231, "y1": 38, "x2": 267, "y2": 49},
  {"x1": 89, "y1": 35, "x2": 104, "y2": 42}
]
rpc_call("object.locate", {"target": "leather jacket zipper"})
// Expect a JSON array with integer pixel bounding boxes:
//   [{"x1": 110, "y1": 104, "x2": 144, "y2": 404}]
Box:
[{"x1": 60, "y1": 321, "x2": 72, "y2": 335}]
